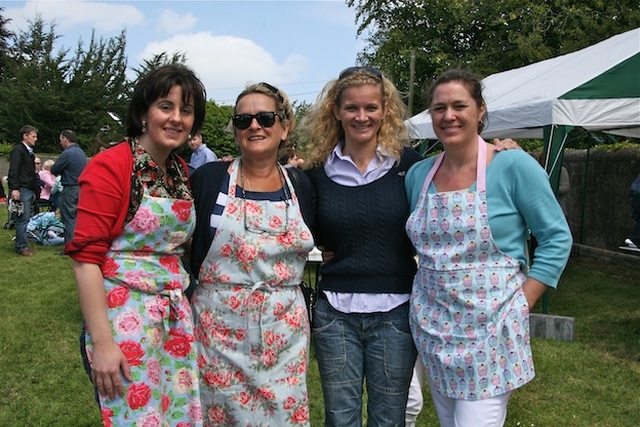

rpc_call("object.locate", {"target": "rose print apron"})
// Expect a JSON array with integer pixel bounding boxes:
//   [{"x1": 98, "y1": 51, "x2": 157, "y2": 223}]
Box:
[
  {"x1": 406, "y1": 138, "x2": 533, "y2": 401},
  {"x1": 83, "y1": 191, "x2": 202, "y2": 426},
  {"x1": 191, "y1": 160, "x2": 314, "y2": 427}
]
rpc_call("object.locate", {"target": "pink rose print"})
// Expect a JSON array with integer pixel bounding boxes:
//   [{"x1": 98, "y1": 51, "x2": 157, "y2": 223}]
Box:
[
  {"x1": 119, "y1": 340, "x2": 145, "y2": 367},
  {"x1": 234, "y1": 329, "x2": 246, "y2": 341},
  {"x1": 106, "y1": 287, "x2": 130, "y2": 308},
  {"x1": 126, "y1": 382, "x2": 152, "y2": 410},
  {"x1": 238, "y1": 391, "x2": 251, "y2": 405},
  {"x1": 161, "y1": 394, "x2": 171, "y2": 413},
  {"x1": 100, "y1": 407, "x2": 114, "y2": 427},
  {"x1": 227, "y1": 295, "x2": 241, "y2": 310},
  {"x1": 101, "y1": 257, "x2": 120, "y2": 278},
  {"x1": 220, "y1": 244, "x2": 233, "y2": 258},
  {"x1": 171, "y1": 199, "x2": 192, "y2": 222},
  {"x1": 199, "y1": 311, "x2": 214, "y2": 330},
  {"x1": 113, "y1": 309, "x2": 144, "y2": 336},
  {"x1": 245, "y1": 201, "x2": 262, "y2": 215},
  {"x1": 277, "y1": 231, "x2": 296, "y2": 246},
  {"x1": 160, "y1": 255, "x2": 181, "y2": 274},
  {"x1": 269, "y1": 215, "x2": 284, "y2": 229},
  {"x1": 299, "y1": 230, "x2": 311, "y2": 241},
  {"x1": 128, "y1": 206, "x2": 159, "y2": 235},
  {"x1": 174, "y1": 368, "x2": 195, "y2": 392},
  {"x1": 164, "y1": 328, "x2": 192, "y2": 358},
  {"x1": 236, "y1": 243, "x2": 257, "y2": 263},
  {"x1": 274, "y1": 262, "x2": 290, "y2": 280},
  {"x1": 283, "y1": 396, "x2": 297, "y2": 410},
  {"x1": 291, "y1": 405, "x2": 310, "y2": 424},
  {"x1": 147, "y1": 358, "x2": 161, "y2": 385},
  {"x1": 208, "y1": 406, "x2": 226, "y2": 424},
  {"x1": 204, "y1": 370, "x2": 232, "y2": 387}
]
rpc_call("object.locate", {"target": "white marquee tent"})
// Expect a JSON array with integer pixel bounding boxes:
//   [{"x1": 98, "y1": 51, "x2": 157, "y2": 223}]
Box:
[
  {"x1": 406, "y1": 27, "x2": 640, "y2": 141},
  {"x1": 406, "y1": 27, "x2": 639, "y2": 187}
]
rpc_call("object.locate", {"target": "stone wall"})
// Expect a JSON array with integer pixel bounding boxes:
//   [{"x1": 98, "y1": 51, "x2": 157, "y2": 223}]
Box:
[{"x1": 2, "y1": 147, "x2": 640, "y2": 250}]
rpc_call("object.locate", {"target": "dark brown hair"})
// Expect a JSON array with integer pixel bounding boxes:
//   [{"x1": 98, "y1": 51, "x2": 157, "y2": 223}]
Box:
[
  {"x1": 125, "y1": 64, "x2": 207, "y2": 138},
  {"x1": 426, "y1": 68, "x2": 488, "y2": 133}
]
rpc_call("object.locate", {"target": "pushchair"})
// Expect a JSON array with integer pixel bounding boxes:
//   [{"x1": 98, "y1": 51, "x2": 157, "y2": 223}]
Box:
[
  {"x1": 3, "y1": 198, "x2": 17, "y2": 230},
  {"x1": 26, "y1": 212, "x2": 65, "y2": 246}
]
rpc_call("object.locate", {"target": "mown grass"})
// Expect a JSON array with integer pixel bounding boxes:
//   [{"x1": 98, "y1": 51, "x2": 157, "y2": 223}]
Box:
[{"x1": 0, "y1": 203, "x2": 638, "y2": 426}]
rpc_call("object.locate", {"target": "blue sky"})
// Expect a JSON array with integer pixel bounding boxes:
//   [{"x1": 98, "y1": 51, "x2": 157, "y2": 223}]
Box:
[{"x1": 3, "y1": 0, "x2": 368, "y2": 105}]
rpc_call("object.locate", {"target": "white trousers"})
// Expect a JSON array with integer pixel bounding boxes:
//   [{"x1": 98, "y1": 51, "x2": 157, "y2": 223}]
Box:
[
  {"x1": 428, "y1": 376, "x2": 512, "y2": 427},
  {"x1": 405, "y1": 358, "x2": 426, "y2": 427}
]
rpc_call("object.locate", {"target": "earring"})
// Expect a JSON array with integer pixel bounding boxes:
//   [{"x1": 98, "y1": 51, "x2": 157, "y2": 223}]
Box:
[
  {"x1": 188, "y1": 134, "x2": 192, "y2": 140},
  {"x1": 141, "y1": 120, "x2": 147, "y2": 133}
]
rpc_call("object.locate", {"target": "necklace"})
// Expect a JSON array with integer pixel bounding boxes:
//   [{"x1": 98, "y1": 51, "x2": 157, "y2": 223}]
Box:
[
  {"x1": 239, "y1": 159, "x2": 291, "y2": 235},
  {"x1": 239, "y1": 159, "x2": 291, "y2": 200}
]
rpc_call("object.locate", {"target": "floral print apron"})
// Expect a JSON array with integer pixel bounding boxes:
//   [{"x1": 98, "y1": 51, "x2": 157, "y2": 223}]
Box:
[
  {"x1": 406, "y1": 138, "x2": 533, "y2": 401},
  {"x1": 83, "y1": 191, "x2": 202, "y2": 426},
  {"x1": 192, "y1": 160, "x2": 314, "y2": 427}
]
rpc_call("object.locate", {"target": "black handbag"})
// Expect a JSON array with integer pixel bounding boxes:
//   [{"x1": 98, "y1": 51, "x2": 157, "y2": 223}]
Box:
[{"x1": 299, "y1": 281, "x2": 317, "y2": 325}]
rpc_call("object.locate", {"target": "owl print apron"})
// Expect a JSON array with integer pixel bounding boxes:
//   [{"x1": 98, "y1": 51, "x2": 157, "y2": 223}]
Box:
[
  {"x1": 191, "y1": 160, "x2": 315, "y2": 426},
  {"x1": 406, "y1": 138, "x2": 534, "y2": 401}
]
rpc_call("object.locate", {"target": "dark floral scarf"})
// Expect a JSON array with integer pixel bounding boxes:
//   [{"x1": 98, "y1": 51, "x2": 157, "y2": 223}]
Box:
[{"x1": 125, "y1": 138, "x2": 192, "y2": 224}]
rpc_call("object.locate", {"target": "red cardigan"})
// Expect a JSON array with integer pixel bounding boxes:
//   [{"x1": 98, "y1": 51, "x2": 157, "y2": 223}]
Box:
[{"x1": 66, "y1": 142, "x2": 188, "y2": 265}]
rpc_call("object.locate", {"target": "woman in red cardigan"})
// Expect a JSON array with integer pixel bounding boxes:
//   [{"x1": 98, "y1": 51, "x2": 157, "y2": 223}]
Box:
[{"x1": 66, "y1": 64, "x2": 206, "y2": 426}]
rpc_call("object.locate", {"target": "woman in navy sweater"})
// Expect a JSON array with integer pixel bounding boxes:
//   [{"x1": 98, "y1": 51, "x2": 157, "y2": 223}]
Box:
[{"x1": 303, "y1": 67, "x2": 421, "y2": 427}]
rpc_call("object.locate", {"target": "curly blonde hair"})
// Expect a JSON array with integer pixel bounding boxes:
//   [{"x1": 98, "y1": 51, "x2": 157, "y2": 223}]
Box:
[
  {"x1": 227, "y1": 82, "x2": 296, "y2": 149},
  {"x1": 302, "y1": 69, "x2": 411, "y2": 169}
]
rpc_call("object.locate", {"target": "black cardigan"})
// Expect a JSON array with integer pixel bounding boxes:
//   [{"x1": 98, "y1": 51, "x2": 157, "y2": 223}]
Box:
[{"x1": 189, "y1": 161, "x2": 316, "y2": 278}]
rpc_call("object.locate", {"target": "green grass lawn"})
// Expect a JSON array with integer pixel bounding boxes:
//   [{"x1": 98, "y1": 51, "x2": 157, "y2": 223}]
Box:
[{"x1": 0, "y1": 205, "x2": 639, "y2": 426}]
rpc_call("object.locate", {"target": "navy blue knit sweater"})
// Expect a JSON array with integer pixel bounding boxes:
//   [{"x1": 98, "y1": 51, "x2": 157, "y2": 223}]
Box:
[{"x1": 306, "y1": 147, "x2": 422, "y2": 294}]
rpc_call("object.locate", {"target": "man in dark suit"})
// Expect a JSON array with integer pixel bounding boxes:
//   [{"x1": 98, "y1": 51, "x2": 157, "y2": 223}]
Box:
[{"x1": 8, "y1": 125, "x2": 40, "y2": 256}]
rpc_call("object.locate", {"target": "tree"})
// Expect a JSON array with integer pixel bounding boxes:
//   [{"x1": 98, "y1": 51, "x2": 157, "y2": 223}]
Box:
[
  {"x1": 0, "y1": 7, "x2": 14, "y2": 75},
  {"x1": 0, "y1": 16, "x2": 129, "y2": 153},
  {"x1": 0, "y1": 17, "x2": 67, "y2": 150},
  {"x1": 131, "y1": 51, "x2": 188, "y2": 84},
  {"x1": 199, "y1": 101, "x2": 237, "y2": 158},
  {"x1": 347, "y1": 0, "x2": 640, "y2": 115}
]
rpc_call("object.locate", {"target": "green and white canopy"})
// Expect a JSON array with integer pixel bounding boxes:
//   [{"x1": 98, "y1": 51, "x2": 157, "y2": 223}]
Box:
[
  {"x1": 406, "y1": 27, "x2": 639, "y2": 187},
  {"x1": 407, "y1": 27, "x2": 640, "y2": 140}
]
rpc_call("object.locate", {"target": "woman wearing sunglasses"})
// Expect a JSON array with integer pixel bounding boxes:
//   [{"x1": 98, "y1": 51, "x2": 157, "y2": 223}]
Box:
[
  {"x1": 301, "y1": 66, "x2": 422, "y2": 426},
  {"x1": 189, "y1": 82, "x2": 316, "y2": 426}
]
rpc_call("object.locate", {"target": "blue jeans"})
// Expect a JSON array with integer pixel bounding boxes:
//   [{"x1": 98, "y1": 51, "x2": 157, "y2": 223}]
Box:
[
  {"x1": 14, "y1": 187, "x2": 35, "y2": 252},
  {"x1": 59, "y1": 185, "x2": 79, "y2": 244},
  {"x1": 313, "y1": 297, "x2": 417, "y2": 427}
]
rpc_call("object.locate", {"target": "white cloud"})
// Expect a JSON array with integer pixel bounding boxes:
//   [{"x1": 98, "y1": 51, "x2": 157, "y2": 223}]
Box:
[
  {"x1": 5, "y1": 0, "x2": 144, "y2": 33},
  {"x1": 157, "y1": 9, "x2": 197, "y2": 35},
  {"x1": 137, "y1": 32, "x2": 309, "y2": 104}
]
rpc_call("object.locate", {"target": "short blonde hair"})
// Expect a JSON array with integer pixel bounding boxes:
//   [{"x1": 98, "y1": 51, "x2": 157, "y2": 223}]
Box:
[
  {"x1": 42, "y1": 159, "x2": 55, "y2": 171},
  {"x1": 227, "y1": 82, "x2": 296, "y2": 149}
]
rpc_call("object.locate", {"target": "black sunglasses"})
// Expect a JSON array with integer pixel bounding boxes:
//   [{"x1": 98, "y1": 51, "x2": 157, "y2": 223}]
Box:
[
  {"x1": 338, "y1": 66, "x2": 383, "y2": 80},
  {"x1": 232, "y1": 112, "x2": 281, "y2": 130}
]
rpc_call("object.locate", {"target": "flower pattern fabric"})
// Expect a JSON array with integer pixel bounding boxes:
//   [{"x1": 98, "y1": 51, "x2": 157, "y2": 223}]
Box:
[
  {"x1": 192, "y1": 159, "x2": 314, "y2": 427},
  {"x1": 83, "y1": 190, "x2": 202, "y2": 426},
  {"x1": 126, "y1": 138, "x2": 192, "y2": 224}
]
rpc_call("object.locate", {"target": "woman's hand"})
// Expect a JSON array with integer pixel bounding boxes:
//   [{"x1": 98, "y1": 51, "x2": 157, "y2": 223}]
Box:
[
  {"x1": 521, "y1": 277, "x2": 548, "y2": 310},
  {"x1": 73, "y1": 261, "x2": 132, "y2": 400},
  {"x1": 321, "y1": 249, "x2": 334, "y2": 264},
  {"x1": 90, "y1": 340, "x2": 132, "y2": 400},
  {"x1": 493, "y1": 138, "x2": 521, "y2": 151}
]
